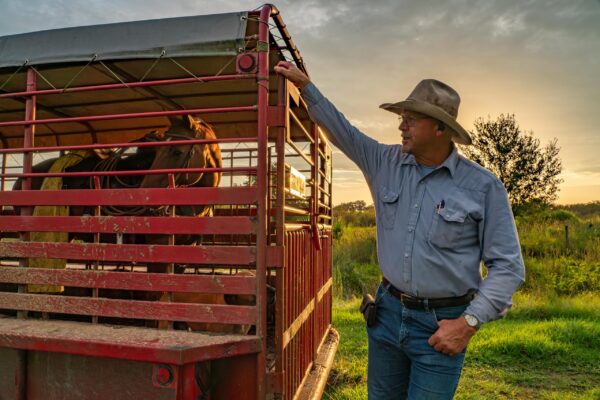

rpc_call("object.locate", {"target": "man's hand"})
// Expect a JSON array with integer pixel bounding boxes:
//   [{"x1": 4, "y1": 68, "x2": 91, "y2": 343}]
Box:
[
  {"x1": 273, "y1": 61, "x2": 311, "y2": 89},
  {"x1": 428, "y1": 316, "x2": 477, "y2": 356}
]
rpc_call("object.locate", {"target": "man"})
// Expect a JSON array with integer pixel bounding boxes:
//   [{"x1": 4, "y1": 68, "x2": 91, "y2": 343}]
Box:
[{"x1": 274, "y1": 61, "x2": 525, "y2": 399}]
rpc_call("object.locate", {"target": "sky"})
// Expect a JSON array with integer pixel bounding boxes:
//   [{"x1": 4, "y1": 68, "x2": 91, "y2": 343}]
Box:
[{"x1": 0, "y1": 0, "x2": 598, "y2": 205}]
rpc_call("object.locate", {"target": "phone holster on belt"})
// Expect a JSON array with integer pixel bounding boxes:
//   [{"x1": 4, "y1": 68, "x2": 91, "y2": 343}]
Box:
[{"x1": 360, "y1": 293, "x2": 378, "y2": 327}]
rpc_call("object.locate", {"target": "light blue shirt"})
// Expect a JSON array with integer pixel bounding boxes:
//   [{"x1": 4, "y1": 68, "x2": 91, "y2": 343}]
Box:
[{"x1": 302, "y1": 83, "x2": 525, "y2": 324}]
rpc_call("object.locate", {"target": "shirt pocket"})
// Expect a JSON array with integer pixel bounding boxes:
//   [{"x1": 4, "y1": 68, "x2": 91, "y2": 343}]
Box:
[
  {"x1": 377, "y1": 187, "x2": 399, "y2": 230},
  {"x1": 428, "y1": 200, "x2": 470, "y2": 249}
]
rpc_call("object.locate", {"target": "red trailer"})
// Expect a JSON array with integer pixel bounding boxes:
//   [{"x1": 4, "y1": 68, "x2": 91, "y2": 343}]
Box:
[{"x1": 0, "y1": 4, "x2": 337, "y2": 399}]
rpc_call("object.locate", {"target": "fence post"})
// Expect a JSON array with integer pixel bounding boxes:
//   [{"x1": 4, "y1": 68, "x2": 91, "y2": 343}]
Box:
[{"x1": 565, "y1": 224, "x2": 569, "y2": 248}]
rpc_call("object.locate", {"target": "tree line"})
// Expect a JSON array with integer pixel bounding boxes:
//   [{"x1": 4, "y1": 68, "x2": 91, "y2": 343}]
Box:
[{"x1": 334, "y1": 114, "x2": 563, "y2": 220}]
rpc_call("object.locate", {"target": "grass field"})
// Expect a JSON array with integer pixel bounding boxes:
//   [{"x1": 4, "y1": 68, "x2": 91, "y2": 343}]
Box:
[
  {"x1": 324, "y1": 294, "x2": 600, "y2": 399},
  {"x1": 324, "y1": 203, "x2": 600, "y2": 399}
]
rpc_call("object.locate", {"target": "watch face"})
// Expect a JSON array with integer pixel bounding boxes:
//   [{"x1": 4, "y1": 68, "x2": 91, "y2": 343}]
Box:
[{"x1": 465, "y1": 314, "x2": 478, "y2": 327}]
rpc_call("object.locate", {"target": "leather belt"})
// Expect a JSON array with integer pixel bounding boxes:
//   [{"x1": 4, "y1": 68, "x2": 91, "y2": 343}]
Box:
[{"x1": 382, "y1": 277, "x2": 474, "y2": 310}]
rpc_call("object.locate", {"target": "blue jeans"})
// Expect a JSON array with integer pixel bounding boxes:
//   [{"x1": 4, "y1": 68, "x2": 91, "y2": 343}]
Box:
[{"x1": 367, "y1": 284, "x2": 468, "y2": 399}]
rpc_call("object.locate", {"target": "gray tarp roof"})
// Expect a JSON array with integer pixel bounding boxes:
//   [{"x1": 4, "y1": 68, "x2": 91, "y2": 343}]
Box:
[{"x1": 0, "y1": 12, "x2": 248, "y2": 69}]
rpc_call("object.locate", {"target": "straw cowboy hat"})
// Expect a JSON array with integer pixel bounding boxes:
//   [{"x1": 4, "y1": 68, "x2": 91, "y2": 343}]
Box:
[{"x1": 380, "y1": 79, "x2": 472, "y2": 145}]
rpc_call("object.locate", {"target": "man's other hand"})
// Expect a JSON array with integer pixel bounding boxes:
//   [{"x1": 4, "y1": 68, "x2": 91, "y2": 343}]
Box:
[
  {"x1": 273, "y1": 61, "x2": 311, "y2": 89},
  {"x1": 428, "y1": 316, "x2": 477, "y2": 356}
]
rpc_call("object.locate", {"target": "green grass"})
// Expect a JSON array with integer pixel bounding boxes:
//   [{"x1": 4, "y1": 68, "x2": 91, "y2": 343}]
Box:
[
  {"x1": 325, "y1": 203, "x2": 600, "y2": 398},
  {"x1": 324, "y1": 293, "x2": 600, "y2": 400}
]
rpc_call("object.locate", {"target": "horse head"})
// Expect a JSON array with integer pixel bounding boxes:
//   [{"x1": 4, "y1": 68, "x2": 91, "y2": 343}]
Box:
[{"x1": 140, "y1": 115, "x2": 222, "y2": 190}]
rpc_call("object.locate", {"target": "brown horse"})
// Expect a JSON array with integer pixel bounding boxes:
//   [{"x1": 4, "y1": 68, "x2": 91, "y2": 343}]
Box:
[{"x1": 140, "y1": 115, "x2": 222, "y2": 194}]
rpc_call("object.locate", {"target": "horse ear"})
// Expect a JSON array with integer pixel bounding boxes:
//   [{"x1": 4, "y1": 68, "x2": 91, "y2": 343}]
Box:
[{"x1": 187, "y1": 115, "x2": 199, "y2": 130}]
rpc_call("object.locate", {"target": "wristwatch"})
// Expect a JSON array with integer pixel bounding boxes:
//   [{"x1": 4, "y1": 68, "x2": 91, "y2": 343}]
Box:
[{"x1": 462, "y1": 313, "x2": 481, "y2": 330}]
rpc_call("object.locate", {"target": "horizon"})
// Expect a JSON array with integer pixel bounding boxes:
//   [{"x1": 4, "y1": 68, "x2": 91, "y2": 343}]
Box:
[{"x1": 0, "y1": 1, "x2": 598, "y2": 206}]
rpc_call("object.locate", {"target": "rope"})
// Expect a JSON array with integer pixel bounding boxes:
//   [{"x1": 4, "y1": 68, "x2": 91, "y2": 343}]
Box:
[
  {"x1": 62, "y1": 55, "x2": 97, "y2": 92},
  {"x1": 0, "y1": 60, "x2": 27, "y2": 91},
  {"x1": 139, "y1": 50, "x2": 165, "y2": 82},
  {"x1": 30, "y1": 66, "x2": 57, "y2": 90},
  {"x1": 98, "y1": 60, "x2": 129, "y2": 87}
]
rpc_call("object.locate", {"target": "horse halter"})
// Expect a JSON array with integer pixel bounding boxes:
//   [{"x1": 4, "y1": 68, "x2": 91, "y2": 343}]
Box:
[{"x1": 164, "y1": 132, "x2": 207, "y2": 188}]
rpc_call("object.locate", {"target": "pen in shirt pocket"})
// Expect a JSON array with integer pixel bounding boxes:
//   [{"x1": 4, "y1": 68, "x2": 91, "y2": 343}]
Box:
[{"x1": 436, "y1": 199, "x2": 445, "y2": 213}]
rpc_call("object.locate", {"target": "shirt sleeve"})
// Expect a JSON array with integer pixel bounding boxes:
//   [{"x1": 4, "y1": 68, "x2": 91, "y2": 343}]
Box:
[
  {"x1": 301, "y1": 82, "x2": 386, "y2": 178},
  {"x1": 464, "y1": 180, "x2": 526, "y2": 324}
]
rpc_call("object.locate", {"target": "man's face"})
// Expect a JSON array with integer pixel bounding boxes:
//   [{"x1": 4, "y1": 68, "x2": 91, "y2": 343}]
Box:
[{"x1": 398, "y1": 112, "x2": 440, "y2": 155}]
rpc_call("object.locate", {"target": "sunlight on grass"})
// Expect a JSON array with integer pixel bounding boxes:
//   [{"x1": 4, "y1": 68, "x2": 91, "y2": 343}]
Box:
[{"x1": 325, "y1": 294, "x2": 600, "y2": 400}]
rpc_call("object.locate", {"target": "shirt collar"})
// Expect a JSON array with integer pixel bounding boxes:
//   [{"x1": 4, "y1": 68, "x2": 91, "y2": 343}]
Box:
[
  {"x1": 439, "y1": 146, "x2": 459, "y2": 177},
  {"x1": 400, "y1": 145, "x2": 459, "y2": 177}
]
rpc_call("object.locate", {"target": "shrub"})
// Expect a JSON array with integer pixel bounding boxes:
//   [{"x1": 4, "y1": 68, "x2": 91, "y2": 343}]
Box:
[{"x1": 520, "y1": 257, "x2": 600, "y2": 296}]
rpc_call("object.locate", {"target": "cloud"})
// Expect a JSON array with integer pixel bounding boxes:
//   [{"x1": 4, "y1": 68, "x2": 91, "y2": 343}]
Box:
[{"x1": 1, "y1": 0, "x2": 598, "y2": 204}]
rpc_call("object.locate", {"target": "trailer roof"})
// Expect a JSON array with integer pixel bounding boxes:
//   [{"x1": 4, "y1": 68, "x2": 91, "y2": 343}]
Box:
[
  {"x1": 0, "y1": 12, "x2": 248, "y2": 68},
  {"x1": 0, "y1": 7, "x2": 317, "y2": 150}
]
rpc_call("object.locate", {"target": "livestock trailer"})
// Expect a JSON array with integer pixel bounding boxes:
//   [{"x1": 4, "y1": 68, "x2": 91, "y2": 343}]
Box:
[{"x1": 0, "y1": 4, "x2": 337, "y2": 399}]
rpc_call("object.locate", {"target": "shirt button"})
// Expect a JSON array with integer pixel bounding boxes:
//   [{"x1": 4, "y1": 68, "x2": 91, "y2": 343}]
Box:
[
  {"x1": 408, "y1": 227, "x2": 414, "y2": 233},
  {"x1": 404, "y1": 253, "x2": 409, "y2": 257},
  {"x1": 413, "y1": 204, "x2": 418, "y2": 208}
]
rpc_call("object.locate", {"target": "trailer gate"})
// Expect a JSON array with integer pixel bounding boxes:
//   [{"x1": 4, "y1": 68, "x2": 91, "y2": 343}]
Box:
[{"x1": 0, "y1": 5, "x2": 337, "y2": 399}]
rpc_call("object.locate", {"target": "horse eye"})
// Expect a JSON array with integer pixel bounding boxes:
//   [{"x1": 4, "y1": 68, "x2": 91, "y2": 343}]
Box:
[{"x1": 171, "y1": 149, "x2": 183, "y2": 157}]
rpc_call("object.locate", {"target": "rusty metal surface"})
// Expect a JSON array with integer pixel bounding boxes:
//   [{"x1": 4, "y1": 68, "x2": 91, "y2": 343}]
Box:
[
  {"x1": 0, "y1": 186, "x2": 258, "y2": 206},
  {"x1": 26, "y1": 352, "x2": 177, "y2": 400},
  {"x1": 0, "y1": 267, "x2": 256, "y2": 294},
  {"x1": 0, "y1": 5, "x2": 335, "y2": 398},
  {"x1": 0, "y1": 241, "x2": 257, "y2": 265},
  {"x1": 253, "y1": 5, "x2": 273, "y2": 399},
  {"x1": 0, "y1": 318, "x2": 261, "y2": 365},
  {"x1": 0, "y1": 293, "x2": 256, "y2": 325},
  {"x1": 0, "y1": 348, "x2": 20, "y2": 399},
  {"x1": 0, "y1": 215, "x2": 256, "y2": 235}
]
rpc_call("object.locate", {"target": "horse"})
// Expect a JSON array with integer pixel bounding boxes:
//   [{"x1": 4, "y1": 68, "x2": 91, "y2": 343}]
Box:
[
  {"x1": 10, "y1": 130, "x2": 164, "y2": 218},
  {"x1": 138, "y1": 115, "x2": 222, "y2": 273}
]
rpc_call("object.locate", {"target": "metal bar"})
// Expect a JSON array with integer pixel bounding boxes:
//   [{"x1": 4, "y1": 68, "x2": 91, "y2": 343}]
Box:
[
  {"x1": 0, "y1": 215, "x2": 255, "y2": 235},
  {"x1": 16, "y1": 68, "x2": 37, "y2": 320},
  {"x1": 1, "y1": 153, "x2": 6, "y2": 192},
  {"x1": 0, "y1": 242, "x2": 257, "y2": 265},
  {"x1": 255, "y1": 5, "x2": 272, "y2": 399},
  {"x1": 92, "y1": 62, "x2": 184, "y2": 112},
  {"x1": 284, "y1": 223, "x2": 310, "y2": 231},
  {"x1": 4, "y1": 167, "x2": 256, "y2": 179},
  {"x1": 0, "y1": 136, "x2": 258, "y2": 155},
  {"x1": 289, "y1": 109, "x2": 314, "y2": 144},
  {"x1": 0, "y1": 292, "x2": 256, "y2": 325},
  {"x1": 317, "y1": 277, "x2": 333, "y2": 303},
  {"x1": 2, "y1": 166, "x2": 256, "y2": 179},
  {"x1": 311, "y1": 121, "x2": 320, "y2": 362},
  {"x1": 286, "y1": 139, "x2": 314, "y2": 167},
  {"x1": 0, "y1": 267, "x2": 256, "y2": 294},
  {"x1": 15, "y1": 350, "x2": 27, "y2": 400},
  {"x1": 0, "y1": 124, "x2": 167, "y2": 143},
  {"x1": 267, "y1": 7, "x2": 308, "y2": 75},
  {"x1": 283, "y1": 205, "x2": 310, "y2": 216},
  {"x1": 0, "y1": 187, "x2": 257, "y2": 206},
  {"x1": 0, "y1": 318, "x2": 261, "y2": 365},
  {"x1": 282, "y1": 299, "x2": 315, "y2": 349},
  {"x1": 274, "y1": 74, "x2": 287, "y2": 391},
  {"x1": 0, "y1": 105, "x2": 257, "y2": 128},
  {"x1": 0, "y1": 74, "x2": 255, "y2": 99}
]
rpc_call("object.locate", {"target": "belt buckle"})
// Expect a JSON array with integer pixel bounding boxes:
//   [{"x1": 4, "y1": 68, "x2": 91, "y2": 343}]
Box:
[{"x1": 399, "y1": 293, "x2": 411, "y2": 304}]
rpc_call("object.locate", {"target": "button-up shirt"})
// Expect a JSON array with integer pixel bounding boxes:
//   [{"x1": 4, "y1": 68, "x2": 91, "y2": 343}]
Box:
[{"x1": 302, "y1": 83, "x2": 525, "y2": 323}]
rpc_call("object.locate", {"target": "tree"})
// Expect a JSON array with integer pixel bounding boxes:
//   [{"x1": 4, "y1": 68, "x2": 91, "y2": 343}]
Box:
[
  {"x1": 460, "y1": 114, "x2": 562, "y2": 209},
  {"x1": 333, "y1": 200, "x2": 369, "y2": 213}
]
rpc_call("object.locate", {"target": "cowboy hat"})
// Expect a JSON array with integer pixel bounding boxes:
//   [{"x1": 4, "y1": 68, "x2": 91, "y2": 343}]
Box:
[{"x1": 380, "y1": 79, "x2": 472, "y2": 145}]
